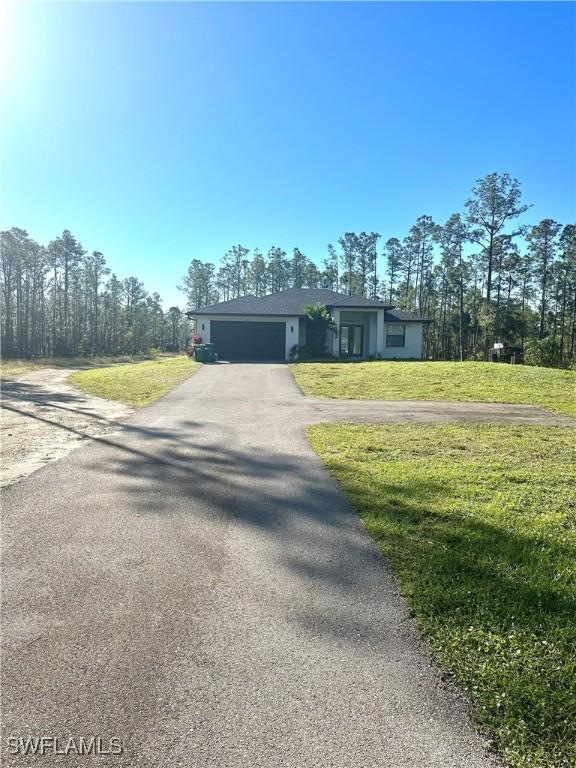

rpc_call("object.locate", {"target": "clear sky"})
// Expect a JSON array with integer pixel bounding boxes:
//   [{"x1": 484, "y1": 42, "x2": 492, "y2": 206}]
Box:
[{"x1": 1, "y1": 1, "x2": 574, "y2": 308}]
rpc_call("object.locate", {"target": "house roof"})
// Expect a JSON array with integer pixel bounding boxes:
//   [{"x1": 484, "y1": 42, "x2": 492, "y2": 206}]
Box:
[
  {"x1": 187, "y1": 288, "x2": 392, "y2": 317},
  {"x1": 384, "y1": 308, "x2": 431, "y2": 323}
]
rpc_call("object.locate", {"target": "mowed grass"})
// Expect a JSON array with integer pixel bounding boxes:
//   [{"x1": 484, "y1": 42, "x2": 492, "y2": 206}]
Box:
[
  {"x1": 308, "y1": 423, "x2": 576, "y2": 768},
  {"x1": 292, "y1": 361, "x2": 576, "y2": 417},
  {"x1": 70, "y1": 356, "x2": 200, "y2": 407}
]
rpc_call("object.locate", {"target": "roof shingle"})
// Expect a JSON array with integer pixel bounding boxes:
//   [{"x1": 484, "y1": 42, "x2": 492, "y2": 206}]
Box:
[
  {"x1": 188, "y1": 288, "x2": 392, "y2": 317},
  {"x1": 384, "y1": 308, "x2": 431, "y2": 323}
]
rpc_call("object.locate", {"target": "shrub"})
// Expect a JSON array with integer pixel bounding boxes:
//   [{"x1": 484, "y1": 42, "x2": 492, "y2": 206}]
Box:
[
  {"x1": 296, "y1": 345, "x2": 336, "y2": 361},
  {"x1": 140, "y1": 346, "x2": 160, "y2": 360},
  {"x1": 524, "y1": 337, "x2": 560, "y2": 368},
  {"x1": 303, "y1": 303, "x2": 337, "y2": 357}
]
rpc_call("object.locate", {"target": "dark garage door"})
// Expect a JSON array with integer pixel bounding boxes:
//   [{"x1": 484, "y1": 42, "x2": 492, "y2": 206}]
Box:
[{"x1": 211, "y1": 321, "x2": 286, "y2": 362}]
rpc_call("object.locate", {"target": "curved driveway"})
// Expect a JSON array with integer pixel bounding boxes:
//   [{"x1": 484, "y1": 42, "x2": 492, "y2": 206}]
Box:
[{"x1": 5, "y1": 363, "x2": 568, "y2": 767}]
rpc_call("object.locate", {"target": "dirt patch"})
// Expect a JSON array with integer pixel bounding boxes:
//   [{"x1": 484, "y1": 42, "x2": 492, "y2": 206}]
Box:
[{"x1": 1, "y1": 368, "x2": 133, "y2": 488}]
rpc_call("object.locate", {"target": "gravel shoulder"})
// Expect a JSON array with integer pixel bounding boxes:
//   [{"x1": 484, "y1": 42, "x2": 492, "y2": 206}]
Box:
[{"x1": 1, "y1": 367, "x2": 133, "y2": 488}]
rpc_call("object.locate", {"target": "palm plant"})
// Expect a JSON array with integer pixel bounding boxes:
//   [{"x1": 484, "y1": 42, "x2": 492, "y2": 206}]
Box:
[{"x1": 303, "y1": 303, "x2": 337, "y2": 357}]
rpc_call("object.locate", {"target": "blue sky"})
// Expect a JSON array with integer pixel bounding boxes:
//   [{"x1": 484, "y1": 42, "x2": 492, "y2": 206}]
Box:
[{"x1": 2, "y1": 1, "x2": 574, "y2": 308}]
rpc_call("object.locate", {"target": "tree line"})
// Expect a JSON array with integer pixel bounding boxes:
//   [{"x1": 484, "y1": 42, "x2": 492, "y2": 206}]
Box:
[
  {"x1": 0, "y1": 228, "x2": 191, "y2": 358},
  {"x1": 2, "y1": 172, "x2": 574, "y2": 366},
  {"x1": 180, "y1": 173, "x2": 575, "y2": 367}
]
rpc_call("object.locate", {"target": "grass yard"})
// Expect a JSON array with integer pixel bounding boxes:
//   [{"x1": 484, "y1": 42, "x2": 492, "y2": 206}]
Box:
[
  {"x1": 0, "y1": 354, "x2": 158, "y2": 378},
  {"x1": 70, "y1": 355, "x2": 199, "y2": 407},
  {"x1": 309, "y1": 423, "x2": 576, "y2": 768},
  {"x1": 293, "y1": 361, "x2": 576, "y2": 417}
]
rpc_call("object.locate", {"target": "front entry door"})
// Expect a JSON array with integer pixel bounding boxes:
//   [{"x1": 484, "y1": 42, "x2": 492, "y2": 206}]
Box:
[{"x1": 340, "y1": 324, "x2": 364, "y2": 357}]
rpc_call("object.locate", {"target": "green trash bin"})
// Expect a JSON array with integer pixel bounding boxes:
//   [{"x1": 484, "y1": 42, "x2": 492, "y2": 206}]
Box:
[
  {"x1": 204, "y1": 343, "x2": 215, "y2": 363},
  {"x1": 193, "y1": 344, "x2": 206, "y2": 362}
]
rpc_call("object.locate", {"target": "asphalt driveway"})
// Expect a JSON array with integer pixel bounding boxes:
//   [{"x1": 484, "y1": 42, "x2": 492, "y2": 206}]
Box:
[{"x1": 5, "y1": 362, "x2": 567, "y2": 767}]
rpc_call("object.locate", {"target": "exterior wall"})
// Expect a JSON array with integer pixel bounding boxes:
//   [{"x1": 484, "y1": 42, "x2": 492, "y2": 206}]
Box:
[
  {"x1": 380, "y1": 322, "x2": 424, "y2": 359},
  {"x1": 198, "y1": 315, "x2": 299, "y2": 360},
  {"x1": 196, "y1": 312, "x2": 424, "y2": 360},
  {"x1": 376, "y1": 309, "x2": 385, "y2": 354},
  {"x1": 329, "y1": 308, "x2": 424, "y2": 359},
  {"x1": 368, "y1": 313, "x2": 377, "y2": 356}
]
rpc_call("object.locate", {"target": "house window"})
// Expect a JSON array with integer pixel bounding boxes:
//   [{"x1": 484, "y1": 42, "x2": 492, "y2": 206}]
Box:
[{"x1": 386, "y1": 324, "x2": 405, "y2": 347}]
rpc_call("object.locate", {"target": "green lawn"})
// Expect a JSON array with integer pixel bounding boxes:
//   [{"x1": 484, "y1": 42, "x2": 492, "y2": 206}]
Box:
[
  {"x1": 0, "y1": 354, "x2": 157, "y2": 378},
  {"x1": 309, "y1": 423, "x2": 576, "y2": 768},
  {"x1": 70, "y1": 356, "x2": 200, "y2": 407},
  {"x1": 292, "y1": 361, "x2": 576, "y2": 417}
]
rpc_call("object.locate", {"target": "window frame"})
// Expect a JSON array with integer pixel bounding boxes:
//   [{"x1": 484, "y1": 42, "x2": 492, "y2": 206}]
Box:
[{"x1": 386, "y1": 323, "x2": 406, "y2": 348}]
